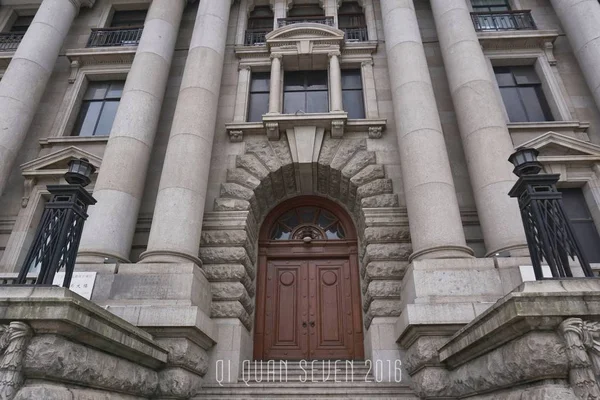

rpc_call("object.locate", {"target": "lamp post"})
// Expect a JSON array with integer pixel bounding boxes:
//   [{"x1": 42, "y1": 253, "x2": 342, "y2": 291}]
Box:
[
  {"x1": 16, "y1": 158, "x2": 97, "y2": 287},
  {"x1": 508, "y1": 148, "x2": 594, "y2": 279}
]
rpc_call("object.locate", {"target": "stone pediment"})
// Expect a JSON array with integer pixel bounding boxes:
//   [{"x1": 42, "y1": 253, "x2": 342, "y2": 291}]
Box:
[
  {"x1": 266, "y1": 24, "x2": 344, "y2": 53},
  {"x1": 518, "y1": 131, "x2": 600, "y2": 159},
  {"x1": 20, "y1": 146, "x2": 102, "y2": 179}
]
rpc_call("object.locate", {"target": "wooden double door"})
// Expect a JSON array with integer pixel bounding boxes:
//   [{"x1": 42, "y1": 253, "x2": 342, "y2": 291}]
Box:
[{"x1": 254, "y1": 254, "x2": 364, "y2": 360}]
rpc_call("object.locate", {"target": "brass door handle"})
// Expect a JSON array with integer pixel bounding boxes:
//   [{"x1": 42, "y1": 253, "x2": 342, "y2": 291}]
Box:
[
  {"x1": 302, "y1": 321, "x2": 307, "y2": 328},
  {"x1": 310, "y1": 321, "x2": 315, "y2": 327}
]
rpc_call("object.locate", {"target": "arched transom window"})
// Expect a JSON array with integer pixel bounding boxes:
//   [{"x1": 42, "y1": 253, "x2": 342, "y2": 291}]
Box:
[{"x1": 269, "y1": 206, "x2": 346, "y2": 240}]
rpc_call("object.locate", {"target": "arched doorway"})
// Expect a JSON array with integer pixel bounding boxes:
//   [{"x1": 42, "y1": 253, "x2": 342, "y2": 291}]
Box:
[{"x1": 254, "y1": 196, "x2": 365, "y2": 360}]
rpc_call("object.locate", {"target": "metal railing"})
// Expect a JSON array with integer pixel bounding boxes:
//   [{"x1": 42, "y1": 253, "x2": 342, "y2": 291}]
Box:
[
  {"x1": 0, "y1": 32, "x2": 24, "y2": 51},
  {"x1": 471, "y1": 10, "x2": 536, "y2": 32},
  {"x1": 86, "y1": 27, "x2": 144, "y2": 48},
  {"x1": 342, "y1": 27, "x2": 368, "y2": 42},
  {"x1": 245, "y1": 29, "x2": 270, "y2": 45},
  {"x1": 277, "y1": 16, "x2": 335, "y2": 28}
]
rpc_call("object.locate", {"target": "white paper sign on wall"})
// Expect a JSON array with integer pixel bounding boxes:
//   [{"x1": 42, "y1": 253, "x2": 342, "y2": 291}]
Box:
[{"x1": 52, "y1": 271, "x2": 97, "y2": 300}]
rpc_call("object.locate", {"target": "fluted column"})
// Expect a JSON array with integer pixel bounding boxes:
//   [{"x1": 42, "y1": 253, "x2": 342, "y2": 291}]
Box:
[
  {"x1": 77, "y1": 0, "x2": 186, "y2": 263},
  {"x1": 140, "y1": 0, "x2": 233, "y2": 264},
  {"x1": 0, "y1": 0, "x2": 92, "y2": 195},
  {"x1": 430, "y1": 0, "x2": 527, "y2": 256},
  {"x1": 268, "y1": 53, "x2": 282, "y2": 114},
  {"x1": 551, "y1": 0, "x2": 600, "y2": 111},
  {"x1": 329, "y1": 51, "x2": 343, "y2": 112},
  {"x1": 380, "y1": 0, "x2": 473, "y2": 260}
]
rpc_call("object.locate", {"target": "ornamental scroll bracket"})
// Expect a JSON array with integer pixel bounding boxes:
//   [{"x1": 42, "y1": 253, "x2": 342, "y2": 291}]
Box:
[{"x1": 0, "y1": 322, "x2": 33, "y2": 400}]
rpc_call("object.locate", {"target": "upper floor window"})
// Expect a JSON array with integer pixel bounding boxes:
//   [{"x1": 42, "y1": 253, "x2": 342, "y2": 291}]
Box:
[
  {"x1": 494, "y1": 66, "x2": 553, "y2": 123},
  {"x1": 248, "y1": 72, "x2": 270, "y2": 122},
  {"x1": 110, "y1": 10, "x2": 147, "y2": 28},
  {"x1": 342, "y1": 69, "x2": 365, "y2": 119},
  {"x1": 560, "y1": 188, "x2": 600, "y2": 263},
  {"x1": 72, "y1": 81, "x2": 124, "y2": 137},
  {"x1": 246, "y1": 6, "x2": 274, "y2": 45},
  {"x1": 471, "y1": 0, "x2": 511, "y2": 12},
  {"x1": 9, "y1": 15, "x2": 34, "y2": 33},
  {"x1": 279, "y1": 3, "x2": 332, "y2": 27},
  {"x1": 339, "y1": 1, "x2": 367, "y2": 41},
  {"x1": 283, "y1": 70, "x2": 329, "y2": 114}
]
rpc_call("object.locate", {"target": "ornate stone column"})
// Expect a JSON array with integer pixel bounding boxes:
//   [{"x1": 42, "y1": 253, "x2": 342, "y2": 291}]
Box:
[
  {"x1": 77, "y1": 0, "x2": 186, "y2": 263},
  {"x1": 329, "y1": 51, "x2": 343, "y2": 112},
  {"x1": 0, "y1": 0, "x2": 94, "y2": 196},
  {"x1": 551, "y1": 0, "x2": 600, "y2": 111},
  {"x1": 140, "y1": 0, "x2": 233, "y2": 264},
  {"x1": 270, "y1": 0, "x2": 287, "y2": 29},
  {"x1": 430, "y1": 0, "x2": 527, "y2": 256},
  {"x1": 268, "y1": 53, "x2": 282, "y2": 114},
  {"x1": 380, "y1": 0, "x2": 473, "y2": 260}
]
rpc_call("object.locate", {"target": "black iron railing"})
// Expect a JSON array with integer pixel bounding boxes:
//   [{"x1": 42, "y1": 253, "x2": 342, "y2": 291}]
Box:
[
  {"x1": 0, "y1": 32, "x2": 24, "y2": 51},
  {"x1": 471, "y1": 10, "x2": 536, "y2": 32},
  {"x1": 277, "y1": 16, "x2": 335, "y2": 28},
  {"x1": 245, "y1": 29, "x2": 270, "y2": 45},
  {"x1": 86, "y1": 27, "x2": 143, "y2": 48},
  {"x1": 342, "y1": 27, "x2": 368, "y2": 42}
]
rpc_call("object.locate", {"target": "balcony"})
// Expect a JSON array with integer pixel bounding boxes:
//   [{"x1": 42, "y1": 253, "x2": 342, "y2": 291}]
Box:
[
  {"x1": 0, "y1": 32, "x2": 24, "y2": 52},
  {"x1": 277, "y1": 16, "x2": 334, "y2": 28},
  {"x1": 86, "y1": 27, "x2": 143, "y2": 48},
  {"x1": 471, "y1": 10, "x2": 536, "y2": 32},
  {"x1": 342, "y1": 27, "x2": 368, "y2": 42},
  {"x1": 245, "y1": 29, "x2": 270, "y2": 46}
]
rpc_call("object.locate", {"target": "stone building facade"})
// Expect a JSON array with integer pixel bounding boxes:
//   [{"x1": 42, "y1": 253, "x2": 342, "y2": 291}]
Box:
[{"x1": 1, "y1": 0, "x2": 600, "y2": 399}]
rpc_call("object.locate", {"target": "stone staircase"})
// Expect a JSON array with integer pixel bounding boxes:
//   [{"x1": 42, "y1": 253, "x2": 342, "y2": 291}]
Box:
[{"x1": 195, "y1": 361, "x2": 417, "y2": 399}]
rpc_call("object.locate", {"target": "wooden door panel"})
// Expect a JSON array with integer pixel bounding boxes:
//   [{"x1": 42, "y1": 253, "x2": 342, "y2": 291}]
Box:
[
  {"x1": 309, "y1": 259, "x2": 355, "y2": 360},
  {"x1": 264, "y1": 260, "x2": 308, "y2": 360}
]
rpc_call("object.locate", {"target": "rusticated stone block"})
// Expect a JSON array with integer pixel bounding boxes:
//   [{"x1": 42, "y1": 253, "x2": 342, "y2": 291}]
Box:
[
  {"x1": 220, "y1": 183, "x2": 254, "y2": 201},
  {"x1": 157, "y1": 367, "x2": 203, "y2": 399},
  {"x1": 363, "y1": 280, "x2": 401, "y2": 312},
  {"x1": 350, "y1": 164, "x2": 385, "y2": 187},
  {"x1": 198, "y1": 247, "x2": 254, "y2": 279},
  {"x1": 361, "y1": 193, "x2": 400, "y2": 208},
  {"x1": 213, "y1": 198, "x2": 250, "y2": 212},
  {"x1": 246, "y1": 138, "x2": 282, "y2": 173},
  {"x1": 226, "y1": 168, "x2": 260, "y2": 189},
  {"x1": 24, "y1": 335, "x2": 158, "y2": 397},
  {"x1": 203, "y1": 264, "x2": 254, "y2": 296},
  {"x1": 364, "y1": 261, "x2": 407, "y2": 287},
  {"x1": 15, "y1": 384, "x2": 146, "y2": 400},
  {"x1": 365, "y1": 226, "x2": 410, "y2": 243},
  {"x1": 211, "y1": 281, "x2": 254, "y2": 314},
  {"x1": 356, "y1": 179, "x2": 393, "y2": 199},
  {"x1": 330, "y1": 139, "x2": 366, "y2": 171},
  {"x1": 404, "y1": 336, "x2": 449, "y2": 374},
  {"x1": 211, "y1": 301, "x2": 252, "y2": 331},
  {"x1": 342, "y1": 150, "x2": 376, "y2": 178},
  {"x1": 466, "y1": 383, "x2": 577, "y2": 400},
  {"x1": 155, "y1": 338, "x2": 209, "y2": 377},
  {"x1": 236, "y1": 154, "x2": 269, "y2": 180},
  {"x1": 364, "y1": 299, "x2": 402, "y2": 328},
  {"x1": 363, "y1": 243, "x2": 412, "y2": 263},
  {"x1": 201, "y1": 230, "x2": 255, "y2": 263}
]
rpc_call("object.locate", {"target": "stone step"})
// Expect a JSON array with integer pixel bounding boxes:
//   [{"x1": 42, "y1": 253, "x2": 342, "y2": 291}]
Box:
[{"x1": 194, "y1": 382, "x2": 417, "y2": 399}]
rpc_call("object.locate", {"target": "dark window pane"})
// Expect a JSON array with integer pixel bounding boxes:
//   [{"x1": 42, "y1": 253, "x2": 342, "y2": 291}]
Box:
[
  {"x1": 95, "y1": 100, "x2": 119, "y2": 135},
  {"x1": 10, "y1": 15, "x2": 34, "y2": 32},
  {"x1": 513, "y1": 66, "x2": 541, "y2": 85},
  {"x1": 572, "y1": 222, "x2": 600, "y2": 263},
  {"x1": 298, "y1": 207, "x2": 317, "y2": 223},
  {"x1": 342, "y1": 70, "x2": 362, "y2": 89},
  {"x1": 106, "y1": 81, "x2": 125, "y2": 99},
  {"x1": 343, "y1": 90, "x2": 365, "y2": 119},
  {"x1": 248, "y1": 93, "x2": 269, "y2": 122},
  {"x1": 306, "y1": 91, "x2": 328, "y2": 113},
  {"x1": 279, "y1": 210, "x2": 299, "y2": 229},
  {"x1": 84, "y1": 82, "x2": 109, "y2": 100},
  {"x1": 74, "y1": 101, "x2": 102, "y2": 136},
  {"x1": 288, "y1": 4, "x2": 325, "y2": 17},
  {"x1": 494, "y1": 68, "x2": 515, "y2": 87},
  {"x1": 518, "y1": 86, "x2": 552, "y2": 122},
  {"x1": 500, "y1": 87, "x2": 528, "y2": 122},
  {"x1": 562, "y1": 189, "x2": 593, "y2": 219},
  {"x1": 283, "y1": 91, "x2": 306, "y2": 114},
  {"x1": 250, "y1": 72, "x2": 271, "y2": 92},
  {"x1": 111, "y1": 10, "x2": 147, "y2": 28},
  {"x1": 284, "y1": 71, "x2": 305, "y2": 91},
  {"x1": 318, "y1": 210, "x2": 336, "y2": 228},
  {"x1": 306, "y1": 71, "x2": 328, "y2": 90}
]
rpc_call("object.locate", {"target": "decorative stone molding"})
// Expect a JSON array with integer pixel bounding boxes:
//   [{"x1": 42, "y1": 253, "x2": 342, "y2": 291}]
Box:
[
  {"x1": 477, "y1": 30, "x2": 559, "y2": 58},
  {"x1": 20, "y1": 146, "x2": 102, "y2": 182},
  {"x1": 508, "y1": 122, "x2": 590, "y2": 147},
  {"x1": 229, "y1": 130, "x2": 244, "y2": 142},
  {"x1": 0, "y1": 322, "x2": 32, "y2": 400},
  {"x1": 202, "y1": 135, "x2": 406, "y2": 330},
  {"x1": 265, "y1": 121, "x2": 280, "y2": 140},
  {"x1": 66, "y1": 47, "x2": 137, "y2": 69},
  {"x1": 559, "y1": 318, "x2": 600, "y2": 399},
  {"x1": 368, "y1": 126, "x2": 382, "y2": 139}
]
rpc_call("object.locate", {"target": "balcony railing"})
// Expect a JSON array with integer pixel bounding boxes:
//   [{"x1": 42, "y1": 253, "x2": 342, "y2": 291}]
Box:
[
  {"x1": 471, "y1": 10, "x2": 536, "y2": 32},
  {"x1": 342, "y1": 27, "x2": 368, "y2": 42},
  {"x1": 277, "y1": 16, "x2": 335, "y2": 28},
  {"x1": 245, "y1": 29, "x2": 270, "y2": 45},
  {"x1": 0, "y1": 32, "x2": 24, "y2": 52},
  {"x1": 86, "y1": 27, "x2": 144, "y2": 48}
]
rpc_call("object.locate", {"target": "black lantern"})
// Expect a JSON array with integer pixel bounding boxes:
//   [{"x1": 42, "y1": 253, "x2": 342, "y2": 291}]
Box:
[
  {"x1": 508, "y1": 147, "x2": 543, "y2": 177},
  {"x1": 16, "y1": 158, "x2": 97, "y2": 287},
  {"x1": 64, "y1": 157, "x2": 95, "y2": 187},
  {"x1": 508, "y1": 149, "x2": 594, "y2": 279}
]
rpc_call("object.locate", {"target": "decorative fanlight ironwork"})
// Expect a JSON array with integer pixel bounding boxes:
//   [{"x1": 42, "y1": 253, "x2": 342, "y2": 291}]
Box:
[
  {"x1": 16, "y1": 158, "x2": 97, "y2": 287},
  {"x1": 270, "y1": 206, "x2": 345, "y2": 241},
  {"x1": 508, "y1": 148, "x2": 594, "y2": 279}
]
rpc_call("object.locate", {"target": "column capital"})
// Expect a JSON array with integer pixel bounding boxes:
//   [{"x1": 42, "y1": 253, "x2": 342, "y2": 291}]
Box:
[
  {"x1": 239, "y1": 64, "x2": 252, "y2": 71},
  {"x1": 328, "y1": 50, "x2": 341, "y2": 58},
  {"x1": 69, "y1": 0, "x2": 96, "y2": 9},
  {"x1": 361, "y1": 59, "x2": 374, "y2": 67},
  {"x1": 270, "y1": 53, "x2": 283, "y2": 60}
]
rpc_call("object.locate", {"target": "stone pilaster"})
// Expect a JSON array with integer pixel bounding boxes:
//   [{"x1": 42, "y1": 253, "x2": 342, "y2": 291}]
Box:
[
  {"x1": 0, "y1": 0, "x2": 94, "y2": 195},
  {"x1": 380, "y1": 0, "x2": 473, "y2": 260},
  {"x1": 329, "y1": 51, "x2": 343, "y2": 112},
  {"x1": 551, "y1": 0, "x2": 600, "y2": 112},
  {"x1": 430, "y1": 0, "x2": 527, "y2": 256},
  {"x1": 268, "y1": 53, "x2": 282, "y2": 114},
  {"x1": 140, "y1": 0, "x2": 233, "y2": 264},
  {"x1": 77, "y1": 0, "x2": 186, "y2": 263}
]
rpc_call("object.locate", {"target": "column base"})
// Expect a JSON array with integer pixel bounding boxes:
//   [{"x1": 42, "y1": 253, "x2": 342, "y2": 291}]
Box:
[
  {"x1": 485, "y1": 243, "x2": 529, "y2": 258},
  {"x1": 408, "y1": 245, "x2": 475, "y2": 262},
  {"x1": 76, "y1": 251, "x2": 130, "y2": 264},
  {"x1": 138, "y1": 249, "x2": 203, "y2": 266}
]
